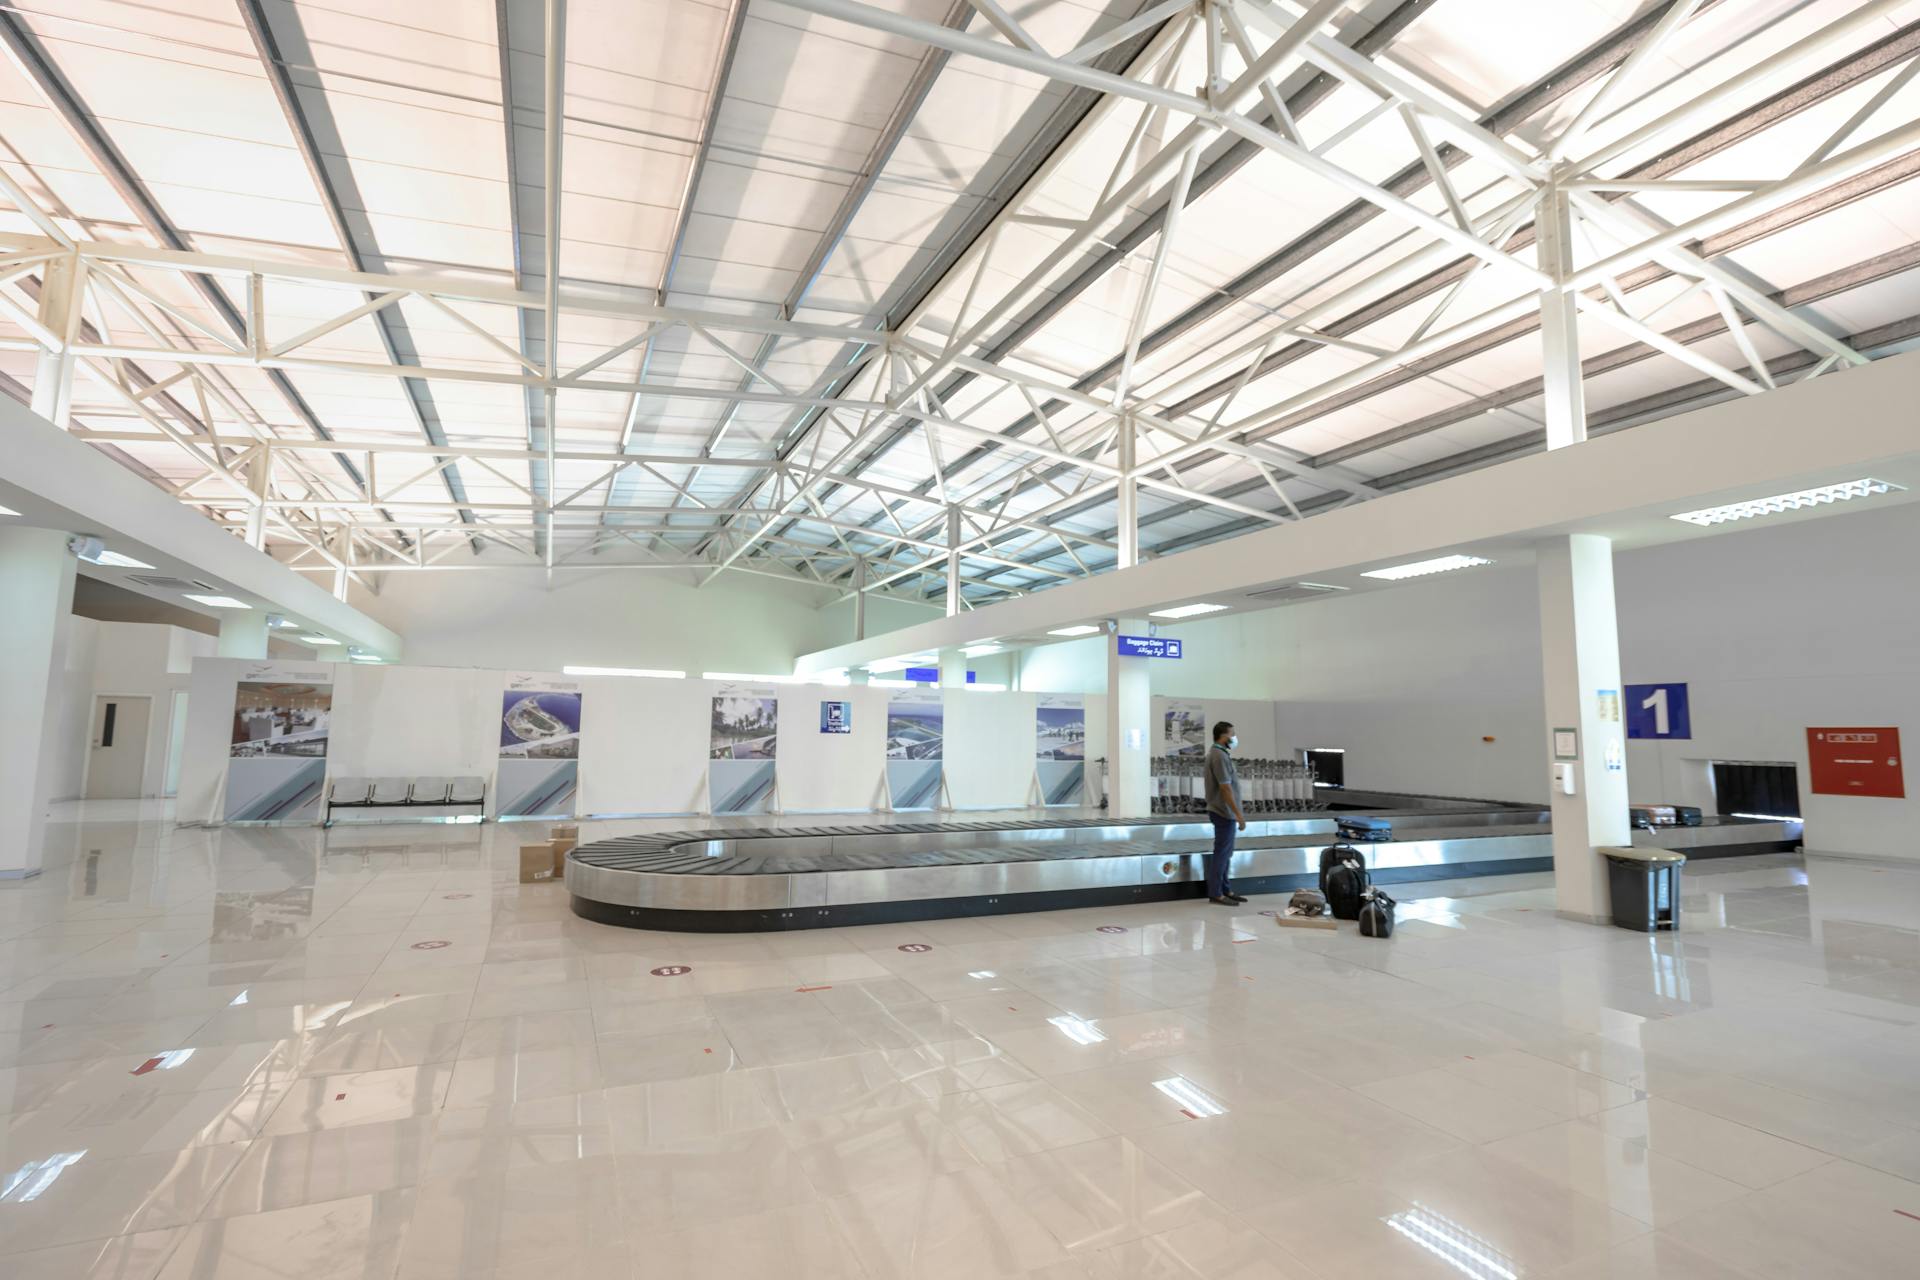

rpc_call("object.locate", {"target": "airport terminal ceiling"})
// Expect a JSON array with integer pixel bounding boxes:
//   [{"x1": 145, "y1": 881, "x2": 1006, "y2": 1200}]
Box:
[{"x1": 0, "y1": 0, "x2": 1916, "y2": 617}]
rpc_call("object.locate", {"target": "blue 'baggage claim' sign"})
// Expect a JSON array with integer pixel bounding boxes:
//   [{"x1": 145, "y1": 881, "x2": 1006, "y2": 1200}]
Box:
[{"x1": 1116, "y1": 635, "x2": 1182, "y2": 659}]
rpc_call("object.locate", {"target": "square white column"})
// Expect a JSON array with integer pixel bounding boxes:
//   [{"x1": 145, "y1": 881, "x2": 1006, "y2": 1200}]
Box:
[
  {"x1": 1103, "y1": 620, "x2": 1151, "y2": 818},
  {"x1": 1537, "y1": 533, "x2": 1631, "y2": 923},
  {"x1": 0, "y1": 526, "x2": 77, "y2": 878}
]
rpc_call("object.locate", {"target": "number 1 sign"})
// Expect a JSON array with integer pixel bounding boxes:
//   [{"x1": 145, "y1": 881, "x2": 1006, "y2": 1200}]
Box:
[{"x1": 1625, "y1": 683, "x2": 1691, "y2": 740}]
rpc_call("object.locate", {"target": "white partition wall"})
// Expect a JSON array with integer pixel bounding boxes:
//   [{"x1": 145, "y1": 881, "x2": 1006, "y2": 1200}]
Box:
[
  {"x1": 576, "y1": 674, "x2": 710, "y2": 816},
  {"x1": 175, "y1": 655, "x2": 1271, "y2": 824},
  {"x1": 946, "y1": 690, "x2": 1039, "y2": 810},
  {"x1": 777, "y1": 685, "x2": 891, "y2": 813}
]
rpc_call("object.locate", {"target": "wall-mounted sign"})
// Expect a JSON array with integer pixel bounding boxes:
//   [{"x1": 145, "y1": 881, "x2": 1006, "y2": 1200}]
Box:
[
  {"x1": 1552, "y1": 728, "x2": 1579, "y2": 761},
  {"x1": 1595, "y1": 689, "x2": 1620, "y2": 723},
  {"x1": 1117, "y1": 635, "x2": 1182, "y2": 659},
  {"x1": 1807, "y1": 727, "x2": 1904, "y2": 798},
  {"x1": 901, "y1": 667, "x2": 974, "y2": 684},
  {"x1": 819, "y1": 701, "x2": 851, "y2": 734},
  {"x1": 1626, "y1": 683, "x2": 1691, "y2": 740}
]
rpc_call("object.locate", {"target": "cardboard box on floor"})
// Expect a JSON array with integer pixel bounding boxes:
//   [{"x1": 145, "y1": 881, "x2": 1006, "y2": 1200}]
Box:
[
  {"x1": 520, "y1": 843, "x2": 557, "y2": 884},
  {"x1": 549, "y1": 824, "x2": 579, "y2": 877}
]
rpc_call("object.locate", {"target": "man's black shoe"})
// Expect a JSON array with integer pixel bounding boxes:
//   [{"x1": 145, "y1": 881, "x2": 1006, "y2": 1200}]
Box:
[
  {"x1": 1226, "y1": 893, "x2": 1248, "y2": 904},
  {"x1": 1209, "y1": 896, "x2": 1235, "y2": 906}
]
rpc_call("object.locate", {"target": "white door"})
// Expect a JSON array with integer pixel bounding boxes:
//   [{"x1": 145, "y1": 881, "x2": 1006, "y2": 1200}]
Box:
[{"x1": 85, "y1": 695, "x2": 151, "y2": 800}]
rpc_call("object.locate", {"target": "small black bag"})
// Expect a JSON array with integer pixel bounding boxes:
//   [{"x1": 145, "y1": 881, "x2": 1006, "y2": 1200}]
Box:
[
  {"x1": 1357, "y1": 888, "x2": 1397, "y2": 938},
  {"x1": 1318, "y1": 844, "x2": 1367, "y2": 897}
]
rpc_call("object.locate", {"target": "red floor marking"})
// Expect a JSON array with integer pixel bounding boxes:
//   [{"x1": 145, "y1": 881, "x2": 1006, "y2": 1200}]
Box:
[
  {"x1": 1895, "y1": 1209, "x2": 1920, "y2": 1223},
  {"x1": 703, "y1": 1047, "x2": 713, "y2": 1054},
  {"x1": 795, "y1": 985, "x2": 832, "y2": 992},
  {"x1": 1242, "y1": 976, "x2": 1253, "y2": 981},
  {"x1": 1180, "y1": 1109, "x2": 1199, "y2": 1120},
  {"x1": 335, "y1": 1093, "x2": 346, "y2": 1101},
  {"x1": 130, "y1": 1056, "x2": 165, "y2": 1076}
]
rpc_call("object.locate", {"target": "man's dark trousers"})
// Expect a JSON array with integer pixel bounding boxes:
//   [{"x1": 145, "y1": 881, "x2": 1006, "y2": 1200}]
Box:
[{"x1": 1207, "y1": 812, "x2": 1236, "y2": 898}]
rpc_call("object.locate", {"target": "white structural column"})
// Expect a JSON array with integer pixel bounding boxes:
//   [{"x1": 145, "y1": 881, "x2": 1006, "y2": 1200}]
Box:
[
  {"x1": 1104, "y1": 619, "x2": 1151, "y2": 817},
  {"x1": 216, "y1": 612, "x2": 268, "y2": 659},
  {"x1": 1115, "y1": 416, "x2": 1139, "y2": 569},
  {"x1": 30, "y1": 254, "x2": 77, "y2": 429},
  {"x1": 1536, "y1": 533, "x2": 1631, "y2": 923},
  {"x1": 937, "y1": 648, "x2": 967, "y2": 689},
  {"x1": 944, "y1": 506, "x2": 962, "y2": 616},
  {"x1": 0, "y1": 526, "x2": 77, "y2": 878},
  {"x1": 852, "y1": 556, "x2": 868, "y2": 641},
  {"x1": 1536, "y1": 185, "x2": 1588, "y2": 448}
]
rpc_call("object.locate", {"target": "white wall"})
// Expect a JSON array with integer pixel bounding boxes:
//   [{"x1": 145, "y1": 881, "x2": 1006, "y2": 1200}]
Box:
[
  {"x1": 352, "y1": 567, "x2": 939, "y2": 674},
  {"x1": 45, "y1": 619, "x2": 213, "y2": 801},
  {"x1": 1017, "y1": 503, "x2": 1920, "y2": 859}
]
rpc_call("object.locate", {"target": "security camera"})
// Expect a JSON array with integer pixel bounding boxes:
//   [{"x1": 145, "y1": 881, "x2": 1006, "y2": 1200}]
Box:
[
  {"x1": 67, "y1": 534, "x2": 105, "y2": 562},
  {"x1": 1102, "y1": 619, "x2": 1118, "y2": 634}
]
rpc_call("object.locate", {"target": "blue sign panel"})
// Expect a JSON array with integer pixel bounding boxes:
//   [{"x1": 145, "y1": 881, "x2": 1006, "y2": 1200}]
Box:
[
  {"x1": 1625, "y1": 682, "x2": 1691, "y2": 740},
  {"x1": 1116, "y1": 635, "x2": 1183, "y2": 659},
  {"x1": 819, "y1": 701, "x2": 851, "y2": 734},
  {"x1": 902, "y1": 668, "x2": 974, "y2": 684}
]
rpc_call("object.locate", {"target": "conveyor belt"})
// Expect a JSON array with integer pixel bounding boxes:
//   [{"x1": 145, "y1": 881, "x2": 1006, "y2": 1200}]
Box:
[{"x1": 564, "y1": 807, "x2": 1798, "y2": 932}]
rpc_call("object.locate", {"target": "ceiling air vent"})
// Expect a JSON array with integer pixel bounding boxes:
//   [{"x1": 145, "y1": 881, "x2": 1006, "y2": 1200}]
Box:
[
  {"x1": 1243, "y1": 581, "x2": 1349, "y2": 603},
  {"x1": 127, "y1": 574, "x2": 218, "y2": 593}
]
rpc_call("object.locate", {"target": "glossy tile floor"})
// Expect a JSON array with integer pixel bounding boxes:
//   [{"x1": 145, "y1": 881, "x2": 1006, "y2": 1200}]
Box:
[{"x1": 4, "y1": 804, "x2": 1920, "y2": 1278}]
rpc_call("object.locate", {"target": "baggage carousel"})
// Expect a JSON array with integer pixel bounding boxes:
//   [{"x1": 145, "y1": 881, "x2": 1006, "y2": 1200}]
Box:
[{"x1": 565, "y1": 799, "x2": 1799, "y2": 931}]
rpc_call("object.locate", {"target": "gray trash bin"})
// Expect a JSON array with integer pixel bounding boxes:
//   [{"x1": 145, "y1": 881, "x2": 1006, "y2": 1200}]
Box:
[{"x1": 1599, "y1": 846, "x2": 1685, "y2": 932}]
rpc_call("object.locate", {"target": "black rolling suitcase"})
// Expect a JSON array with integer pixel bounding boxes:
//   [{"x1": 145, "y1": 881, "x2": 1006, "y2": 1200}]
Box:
[{"x1": 1319, "y1": 845, "x2": 1370, "y2": 920}]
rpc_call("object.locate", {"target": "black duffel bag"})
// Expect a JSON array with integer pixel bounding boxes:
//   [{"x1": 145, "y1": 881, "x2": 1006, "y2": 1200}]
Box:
[{"x1": 1357, "y1": 888, "x2": 1397, "y2": 938}]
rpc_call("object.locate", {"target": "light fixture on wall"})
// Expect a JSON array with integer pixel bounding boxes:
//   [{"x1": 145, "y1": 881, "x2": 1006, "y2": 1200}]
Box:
[
  {"x1": 702, "y1": 671, "x2": 805, "y2": 684},
  {"x1": 1360, "y1": 554, "x2": 1492, "y2": 581},
  {"x1": 265, "y1": 614, "x2": 298, "y2": 629},
  {"x1": 68, "y1": 536, "x2": 153, "y2": 570},
  {"x1": 1670, "y1": 478, "x2": 1906, "y2": 526},
  {"x1": 1047, "y1": 624, "x2": 1100, "y2": 637},
  {"x1": 299, "y1": 635, "x2": 341, "y2": 646},
  {"x1": 182, "y1": 593, "x2": 251, "y2": 609},
  {"x1": 1149, "y1": 602, "x2": 1228, "y2": 619},
  {"x1": 960, "y1": 643, "x2": 1001, "y2": 657},
  {"x1": 562, "y1": 665, "x2": 686, "y2": 679}
]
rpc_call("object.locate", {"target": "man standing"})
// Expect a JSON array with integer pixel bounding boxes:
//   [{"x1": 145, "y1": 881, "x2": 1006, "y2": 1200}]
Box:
[{"x1": 1204, "y1": 721, "x2": 1247, "y2": 905}]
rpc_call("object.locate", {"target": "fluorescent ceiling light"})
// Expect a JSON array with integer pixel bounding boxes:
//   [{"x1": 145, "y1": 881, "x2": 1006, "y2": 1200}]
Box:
[
  {"x1": 1671, "y1": 478, "x2": 1905, "y2": 526},
  {"x1": 1360, "y1": 554, "x2": 1492, "y2": 581},
  {"x1": 1149, "y1": 602, "x2": 1228, "y2": 619},
  {"x1": 299, "y1": 635, "x2": 341, "y2": 646},
  {"x1": 702, "y1": 671, "x2": 802, "y2": 684},
  {"x1": 967, "y1": 682, "x2": 1008, "y2": 692},
  {"x1": 0, "y1": 503, "x2": 17, "y2": 516},
  {"x1": 78, "y1": 548, "x2": 153, "y2": 569},
  {"x1": 562, "y1": 665, "x2": 686, "y2": 679},
  {"x1": 960, "y1": 643, "x2": 1001, "y2": 657},
  {"x1": 868, "y1": 678, "x2": 913, "y2": 689},
  {"x1": 1048, "y1": 624, "x2": 1100, "y2": 637},
  {"x1": 182, "y1": 593, "x2": 250, "y2": 609}
]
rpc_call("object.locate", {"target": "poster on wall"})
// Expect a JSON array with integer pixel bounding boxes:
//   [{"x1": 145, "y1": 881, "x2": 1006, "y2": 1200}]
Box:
[
  {"x1": 497, "y1": 676, "x2": 583, "y2": 818},
  {"x1": 711, "y1": 685, "x2": 779, "y2": 814},
  {"x1": 886, "y1": 689, "x2": 945, "y2": 809},
  {"x1": 1035, "y1": 695, "x2": 1086, "y2": 805},
  {"x1": 1163, "y1": 699, "x2": 1205, "y2": 756},
  {"x1": 225, "y1": 671, "x2": 333, "y2": 822}
]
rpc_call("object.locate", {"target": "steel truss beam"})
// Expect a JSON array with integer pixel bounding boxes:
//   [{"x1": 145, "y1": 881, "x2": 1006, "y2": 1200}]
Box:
[{"x1": 0, "y1": 0, "x2": 1913, "y2": 610}]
